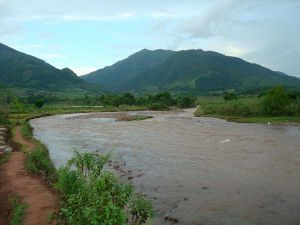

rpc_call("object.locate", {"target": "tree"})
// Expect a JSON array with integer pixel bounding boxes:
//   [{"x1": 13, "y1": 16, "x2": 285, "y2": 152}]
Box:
[
  {"x1": 120, "y1": 93, "x2": 135, "y2": 105},
  {"x1": 262, "y1": 86, "x2": 290, "y2": 116},
  {"x1": 176, "y1": 95, "x2": 197, "y2": 108},
  {"x1": 12, "y1": 97, "x2": 24, "y2": 125},
  {"x1": 224, "y1": 92, "x2": 238, "y2": 101},
  {"x1": 34, "y1": 99, "x2": 44, "y2": 108}
]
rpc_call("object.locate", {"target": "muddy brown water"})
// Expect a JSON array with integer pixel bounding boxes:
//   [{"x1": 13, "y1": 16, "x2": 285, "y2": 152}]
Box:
[{"x1": 30, "y1": 109, "x2": 300, "y2": 225}]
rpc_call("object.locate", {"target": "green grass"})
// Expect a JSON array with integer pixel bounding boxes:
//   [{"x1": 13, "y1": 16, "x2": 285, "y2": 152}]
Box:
[
  {"x1": 20, "y1": 122, "x2": 33, "y2": 140},
  {"x1": 26, "y1": 144, "x2": 57, "y2": 184},
  {"x1": 195, "y1": 96, "x2": 300, "y2": 125},
  {"x1": 10, "y1": 196, "x2": 27, "y2": 225},
  {"x1": 230, "y1": 116, "x2": 300, "y2": 124}
]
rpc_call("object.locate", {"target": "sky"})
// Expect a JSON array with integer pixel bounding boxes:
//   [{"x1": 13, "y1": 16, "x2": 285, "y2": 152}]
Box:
[{"x1": 0, "y1": 0, "x2": 300, "y2": 77}]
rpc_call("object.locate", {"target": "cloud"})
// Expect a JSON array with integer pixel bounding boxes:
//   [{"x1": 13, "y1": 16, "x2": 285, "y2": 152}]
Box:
[
  {"x1": 0, "y1": 0, "x2": 299, "y2": 77},
  {"x1": 162, "y1": 0, "x2": 300, "y2": 76}
]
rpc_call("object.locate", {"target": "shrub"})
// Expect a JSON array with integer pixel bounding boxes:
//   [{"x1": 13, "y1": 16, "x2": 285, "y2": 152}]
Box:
[
  {"x1": 147, "y1": 102, "x2": 169, "y2": 110},
  {"x1": 55, "y1": 151, "x2": 153, "y2": 225},
  {"x1": 34, "y1": 99, "x2": 44, "y2": 108},
  {"x1": 176, "y1": 95, "x2": 196, "y2": 108},
  {"x1": 223, "y1": 92, "x2": 238, "y2": 101},
  {"x1": 261, "y1": 86, "x2": 290, "y2": 116}
]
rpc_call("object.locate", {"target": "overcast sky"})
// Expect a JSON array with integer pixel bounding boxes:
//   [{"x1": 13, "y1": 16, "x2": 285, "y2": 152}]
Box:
[{"x1": 0, "y1": 0, "x2": 299, "y2": 77}]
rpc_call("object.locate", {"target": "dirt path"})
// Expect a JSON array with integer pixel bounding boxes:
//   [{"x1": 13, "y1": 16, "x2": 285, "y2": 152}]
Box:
[
  {"x1": 15, "y1": 126, "x2": 36, "y2": 151},
  {"x1": 0, "y1": 126, "x2": 57, "y2": 225}
]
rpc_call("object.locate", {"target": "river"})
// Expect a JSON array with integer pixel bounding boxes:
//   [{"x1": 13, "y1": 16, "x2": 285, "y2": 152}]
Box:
[{"x1": 30, "y1": 109, "x2": 300, "y2": 225}]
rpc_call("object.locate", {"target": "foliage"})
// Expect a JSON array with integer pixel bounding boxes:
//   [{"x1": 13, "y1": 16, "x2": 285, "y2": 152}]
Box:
[
  {"x1": 11, "y1": 97, "x2": 24, "y2": 125},
  {"x1": 55, "y1": 151, "x2": 153, "y2": 225},
  {"x1": 261, "y1": 86, "x2": 292, "y2": 116},
  {"x1": 34, "y1": 99, "x2": 44, "y2": 108},
  {"x1": 10, "y1": 196, "x2": 27, "y2": 225},
  {"x1": 195, "y1": 86, "x2": 300, "y2": 120},
  {"x1": 176, "y1": 95, "x2": 196, "y2": 108},
  {"x1": 99, "y1": 92, "x2": 195, "y2": 110},
  {"x1": 26, "y1": 145, "x2": 57, "y2": 184},
  {"x1": 223, "y1": 92, "x2": 238, "y2": 101}
]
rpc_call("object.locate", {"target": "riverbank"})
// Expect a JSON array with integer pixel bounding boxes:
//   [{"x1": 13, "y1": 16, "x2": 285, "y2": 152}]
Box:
[{"x1": 195, "y1": 112, "x2": 300, "y2": 125}]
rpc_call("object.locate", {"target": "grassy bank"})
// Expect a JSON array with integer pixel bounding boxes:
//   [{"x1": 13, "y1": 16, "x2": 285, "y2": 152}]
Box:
[{"x1": 195, "y1": 90, "x2": 300, "y2": 125}]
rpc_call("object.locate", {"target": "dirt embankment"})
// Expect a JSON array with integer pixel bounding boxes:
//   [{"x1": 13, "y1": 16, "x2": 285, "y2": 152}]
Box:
[{"x1": 0, "y1": 126, "x2": 57, "y2": 225}]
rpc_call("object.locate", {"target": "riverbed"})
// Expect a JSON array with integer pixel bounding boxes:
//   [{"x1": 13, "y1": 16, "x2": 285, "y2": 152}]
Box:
[{"x1": 30, "y1": 109, "x2": 300, "y2": 225}]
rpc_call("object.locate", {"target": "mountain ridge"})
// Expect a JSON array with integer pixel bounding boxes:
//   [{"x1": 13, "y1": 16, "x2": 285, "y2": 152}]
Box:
[
  {"x1": 0, "y1": 43, "x2": 97, "y2": 93},
  {"x1": 82, "y1": 49, "x2": 300, "y2": 94}
]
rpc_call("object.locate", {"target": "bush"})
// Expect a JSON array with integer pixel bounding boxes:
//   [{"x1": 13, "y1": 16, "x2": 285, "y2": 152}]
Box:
[
  {"x1": 223, "y1": 92, "x2": 238, "y2": 101},
  {"x1": 34, "y1": 99, "x2": 44, "y2": 108},
  {"x1": 147, "y1": 102, "x2": 169, "y2": 110},
  {"x1": 176, "y1": 95, "x2": 196, "y2": 108},
  {"x1": 261, "y1": 86, "x2": 290, "y2": 116},
  {"x1": 199, "y1": 99, "x2": 261, "y2": 117},
  {"x1": 55, "y1": 151, "x2": 153, "y2": 225}
]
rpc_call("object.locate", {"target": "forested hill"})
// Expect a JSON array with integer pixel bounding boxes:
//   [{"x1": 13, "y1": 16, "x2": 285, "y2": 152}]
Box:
[
  {"x1": 82, "y1": 49, "x2": 300, "y2": 94},
  {"x1": 0, "y1": 43, "x2": 95, "y2": 92},
  {"x1": 82, "y1": 49, "x2": 175, "y2": 91}
]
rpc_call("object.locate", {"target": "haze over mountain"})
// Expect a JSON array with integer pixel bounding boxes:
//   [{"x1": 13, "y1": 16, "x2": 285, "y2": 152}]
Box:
[
  {"x1": 0, "y1": 43, "x2": 96, "y2": 93},
  {"x1": 82, "y1": 49, "x2": 300, "y2": 94}
]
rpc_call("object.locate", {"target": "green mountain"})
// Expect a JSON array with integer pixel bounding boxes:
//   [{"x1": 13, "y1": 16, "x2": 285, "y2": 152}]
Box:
[
  {"x1": 0, "y1": 43, "x2": 96, "y2": 93},
  {"x1": 82, "y1": 49, "x2": 300, "y2": 94},
  {"x1": 82, "y1": 49, "x2": 175, "y2": 92}
]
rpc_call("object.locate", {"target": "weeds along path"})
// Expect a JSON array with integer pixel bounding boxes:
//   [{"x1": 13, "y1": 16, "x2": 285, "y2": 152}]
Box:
[{"x1": 0, "y1": 126, "x2": 57, "y2": 225}]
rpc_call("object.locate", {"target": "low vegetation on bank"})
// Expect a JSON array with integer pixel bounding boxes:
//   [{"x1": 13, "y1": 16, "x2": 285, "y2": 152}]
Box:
[
  {"x1": 195, "y1": 86, "x2": 300, "y2": 123},
  {"x1": 55, "y1": 151, "x2": 153, "y2": 224}
]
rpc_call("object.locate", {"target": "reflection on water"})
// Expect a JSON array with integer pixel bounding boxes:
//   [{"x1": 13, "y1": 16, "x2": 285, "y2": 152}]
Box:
[{"x1": 30, "y1": 109, "x2": 300, "y2": 225}]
